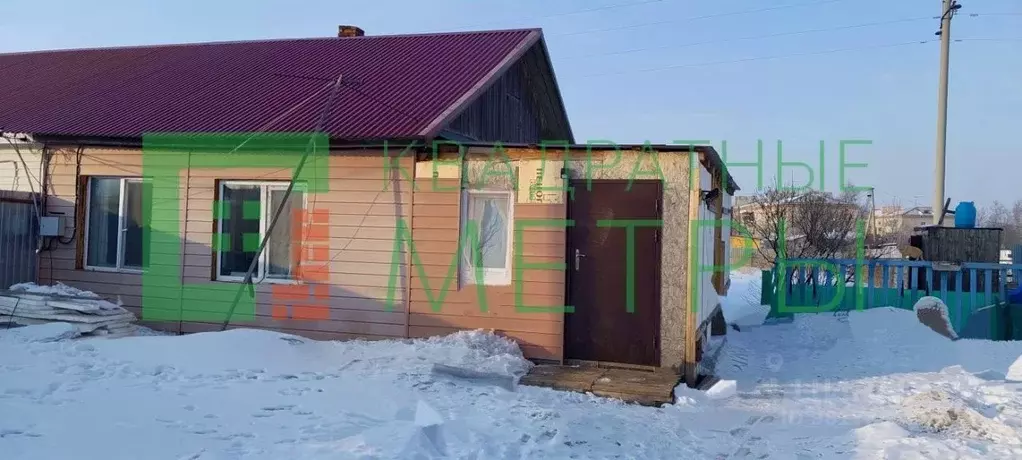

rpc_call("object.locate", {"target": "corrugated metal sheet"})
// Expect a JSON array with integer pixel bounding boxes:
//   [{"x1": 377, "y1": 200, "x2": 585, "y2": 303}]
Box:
[
  {"x1": 0, "y1": 201, "x2": 37, "y2": 288},
  {"x1": 0, "y1": 29, "x2": 538, "y2": 140}
]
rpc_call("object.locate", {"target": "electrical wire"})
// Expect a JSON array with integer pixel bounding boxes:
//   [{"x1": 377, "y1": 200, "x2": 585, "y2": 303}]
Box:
[
  {"x1": 578, "y1": 39, "x2": 935, "y2": 78},
  {"x1": 56, "y1": 147, "x2": 82, "y2": 245},
  {"x1": 561, "y1": 16, "x2": 932, "y2": 60},
  {"x1": 968, "y1": 13, "x2": 1022, "y2": 17},
  {"x1": 553, "y1": 0, "x2": 848, "y2": 37},
  {"x1": 955, "y1": 37, "x2": 1022, "y2": 43},
  {"x1": 421, "y1": 0, "x2": 667, "y2": 33}
]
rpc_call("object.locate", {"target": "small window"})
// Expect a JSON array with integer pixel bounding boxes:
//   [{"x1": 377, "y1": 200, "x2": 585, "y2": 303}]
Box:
[
  {"x1": 84, "y1": 177, "x2": 147, "y2": 271},
  {"x1": 460, "y1": 191, "x2": 513, "y2": 286},
  {"x1": 216, "y1": 181, "x2": 305, "y2": 282}
]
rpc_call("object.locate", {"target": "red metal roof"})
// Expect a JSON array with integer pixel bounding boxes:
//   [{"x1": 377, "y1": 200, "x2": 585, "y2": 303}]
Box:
[{"x1": 0, "y1": 29, "x2": 540, "y2": 141}]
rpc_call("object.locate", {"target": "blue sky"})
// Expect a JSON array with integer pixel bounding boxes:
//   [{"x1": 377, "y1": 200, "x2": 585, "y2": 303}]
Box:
[{"x1": 1, "y1": 0, "x2": 1018, "y2": 206}]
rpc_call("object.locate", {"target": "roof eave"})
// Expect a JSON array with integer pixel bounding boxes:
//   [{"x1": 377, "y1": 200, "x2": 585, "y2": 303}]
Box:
[{"x1": 29, "y1": 133, "x2": 430, "y2": 150}]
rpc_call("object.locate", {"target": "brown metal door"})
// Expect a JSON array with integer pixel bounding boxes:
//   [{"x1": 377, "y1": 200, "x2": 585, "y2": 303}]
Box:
[{"x1": 565, "y1": 180, "x2": 662, "y2": 366}]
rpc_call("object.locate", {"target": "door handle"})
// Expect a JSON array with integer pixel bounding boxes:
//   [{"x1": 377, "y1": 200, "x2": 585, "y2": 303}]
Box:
[{"x1": 575, "y1": 248, "x2": 586, "y2": 271}]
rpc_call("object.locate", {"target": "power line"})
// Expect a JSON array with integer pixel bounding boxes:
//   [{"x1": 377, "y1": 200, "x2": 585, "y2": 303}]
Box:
[
  {"x1": 560, "y1": 16, "x2": 931, "y2": 60},
  {"x1": 955, "y1": 37, "x2": 1022, "y2": 42},
  {"x1": 423, "y1": 0, "x2": 666, "y2": 32},
  {"x1": 578, "y1": 39, "x2": 934, "y2": 78},
  {"x1": 526, "y1": 0, "x2": 666, "y2": 20},
  {"x1": 553, "y1": 0, "x2": 847, "y2": 38},
  {"x1": 968, "y1": 12, "x2": 1022, "y2": 17}
]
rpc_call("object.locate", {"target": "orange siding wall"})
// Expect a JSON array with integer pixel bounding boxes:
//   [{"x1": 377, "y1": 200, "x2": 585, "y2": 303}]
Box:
[
  {"x1": 408, "y1": 178, "x2": 566, "y2": 361},
  {"x1": 40, "y1": 147, "x2": 411, "y2": 341}
]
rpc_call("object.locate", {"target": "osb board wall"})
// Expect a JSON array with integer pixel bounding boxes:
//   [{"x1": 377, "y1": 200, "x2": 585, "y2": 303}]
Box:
[
  {"x1": 408, "y1": 157, "x2": 566, "y2": 361},
  {"x1": 39, "y1": 147, "x2": 412, "y2": 341}
]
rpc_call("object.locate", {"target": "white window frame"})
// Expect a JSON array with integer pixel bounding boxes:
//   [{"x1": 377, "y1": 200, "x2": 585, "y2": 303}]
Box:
[
  {"x1": 460, "y1": 189, "x2": 514, "y2": 286},
  {"x1": 83, "y1": 176, "x2": 144, "y2": 273},
  {"x1": 215, "y1": 181, "x2": 307, "y2": 284}
]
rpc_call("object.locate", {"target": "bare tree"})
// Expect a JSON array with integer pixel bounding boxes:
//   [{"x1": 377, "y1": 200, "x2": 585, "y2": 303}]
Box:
[
  {"x1": 738, "y1": 184, "x2": 869, "y2": 268},
  {"x1": 978, "y1": 200, "x2": 1022, "y2": 248}
]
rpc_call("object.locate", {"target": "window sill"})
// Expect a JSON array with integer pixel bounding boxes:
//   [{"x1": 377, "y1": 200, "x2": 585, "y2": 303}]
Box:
[
  {"x1": 215, "y1": 276, "x2": 303, "y2": 285},
  {"x1": 460, "y1": 270, "x2": 512, "y2": 287},
  {"x1": 83, "y1": 266, "x2": 144, "y2": 275},
  {"x1": 463, "y1": 281, "x2": 513, "y2": 288}
]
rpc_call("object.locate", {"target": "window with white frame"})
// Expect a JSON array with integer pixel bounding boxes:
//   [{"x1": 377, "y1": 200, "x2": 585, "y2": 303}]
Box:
[
  {"x1": 460, "y1": 190, "x2": 513, "y2": 286},
  {"x1": 84, "y1": 177, "x2": 147, "y2": 271},
  {"x1": 216, "y1": 181, "x2": 305, "y2": 282}
]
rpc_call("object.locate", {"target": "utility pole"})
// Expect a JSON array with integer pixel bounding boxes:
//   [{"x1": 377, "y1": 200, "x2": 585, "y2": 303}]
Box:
[{"x1": 933, "y1": 0, "x2": 960, "y2": 224}]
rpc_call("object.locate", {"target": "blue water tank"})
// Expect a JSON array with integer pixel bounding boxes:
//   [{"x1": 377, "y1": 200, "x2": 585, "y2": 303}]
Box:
[{"x1": 955, "y1": 201, "x2": 976, "y2": 228}]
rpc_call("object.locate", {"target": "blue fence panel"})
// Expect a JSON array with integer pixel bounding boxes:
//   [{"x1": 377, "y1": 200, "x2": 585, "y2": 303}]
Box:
[{"x1": 773, "y1": 258, "x2": 1022, "y2": 336}]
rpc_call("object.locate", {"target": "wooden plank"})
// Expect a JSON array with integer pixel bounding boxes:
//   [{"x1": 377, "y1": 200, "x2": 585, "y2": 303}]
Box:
[
  {"x1": 412, "y1": 229, "x2": 460, "y2": 243},
  {"x1": 414, "y1": 264, "x2": 564, "y2": 283},
  {"x1": 519, "y1": 365, "x2": 676, "y2": 406},
  {"x1": 684, "y1": 161, "x2": 700, "y2": 387},
  {"x1": 411, "y1": 204, "x2": 459, "y2": 218},
  {"x1": 590, "y1": 368, "x2": 678, "y2": 406},
  {"x1": 409, "y1": 301, "x2": 562, "y2": 321},
  {"x1": 518, "y1": 230, "x2": 566, "y2": 246},
  {"x1": 409, "y1": 289, "x2": 562, "y2": 307},
  {"x1": 413, "y1": 191, "x2": 461, "y2": 206},
  {"x1": 41, "y1": 275, "x2": 404, "y2": 306},
  {"x1": 519, "y1": 365, "x2": 605, "y2": 393},
  {"x1": 513, "y1": 204, "x2": 564, "y2": 220},
  {"x1": 95, "y1": 293, "x2": 405, "y2": 320},
  {"x1": 411, "y1": 216, "x2": 459, "y2": 230},
  {"x1": 413, "y1": 253, "x2": 561, "y2": 268},
  {"x1": 408, "y1": 314, "x2": 563, "y2": 335}
]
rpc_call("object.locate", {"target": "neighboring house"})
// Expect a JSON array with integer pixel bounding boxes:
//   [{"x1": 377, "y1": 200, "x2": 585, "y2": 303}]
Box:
[
  {"x1": 0, "y1": 135, "x2": 43, "y2": 199},
  {"x1": 870, "y1": 206, "x2": 934, "y2": 237},
  {"x1": 731, "y1": 192, "x2": 865, "y2": 266},
  {"x1": 733, "y1": 192, "x2": 861, "y2": 229},
  {"x1": 0, "y1": 26, "x2": 737, "y2": 384}
]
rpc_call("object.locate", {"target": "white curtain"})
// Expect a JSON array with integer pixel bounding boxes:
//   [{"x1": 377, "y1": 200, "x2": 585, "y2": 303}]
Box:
[
  {"x1": 462, "y1": 194, "x2": 509, "y2": 282},
  {"x1": 267, "y1": 189, "x2": 303, "y2": 278}
]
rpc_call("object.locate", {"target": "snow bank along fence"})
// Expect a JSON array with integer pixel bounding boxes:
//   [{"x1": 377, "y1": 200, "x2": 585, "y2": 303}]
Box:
[
  {"x1": 762, "y1": 258, "x2": 1022, "y2": 337},
  {"x1": 0, "y1": 195, "x2": 38, "y2": 288}
]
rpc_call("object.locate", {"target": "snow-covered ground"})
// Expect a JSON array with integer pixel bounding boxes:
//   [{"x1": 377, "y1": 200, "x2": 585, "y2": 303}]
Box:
[
  {"x1": 2, "y1": 273, "x2": 1022, "y2": 459},
  {"x1": 720, "y1": 268, "x2": 771, "y2": 328}
]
